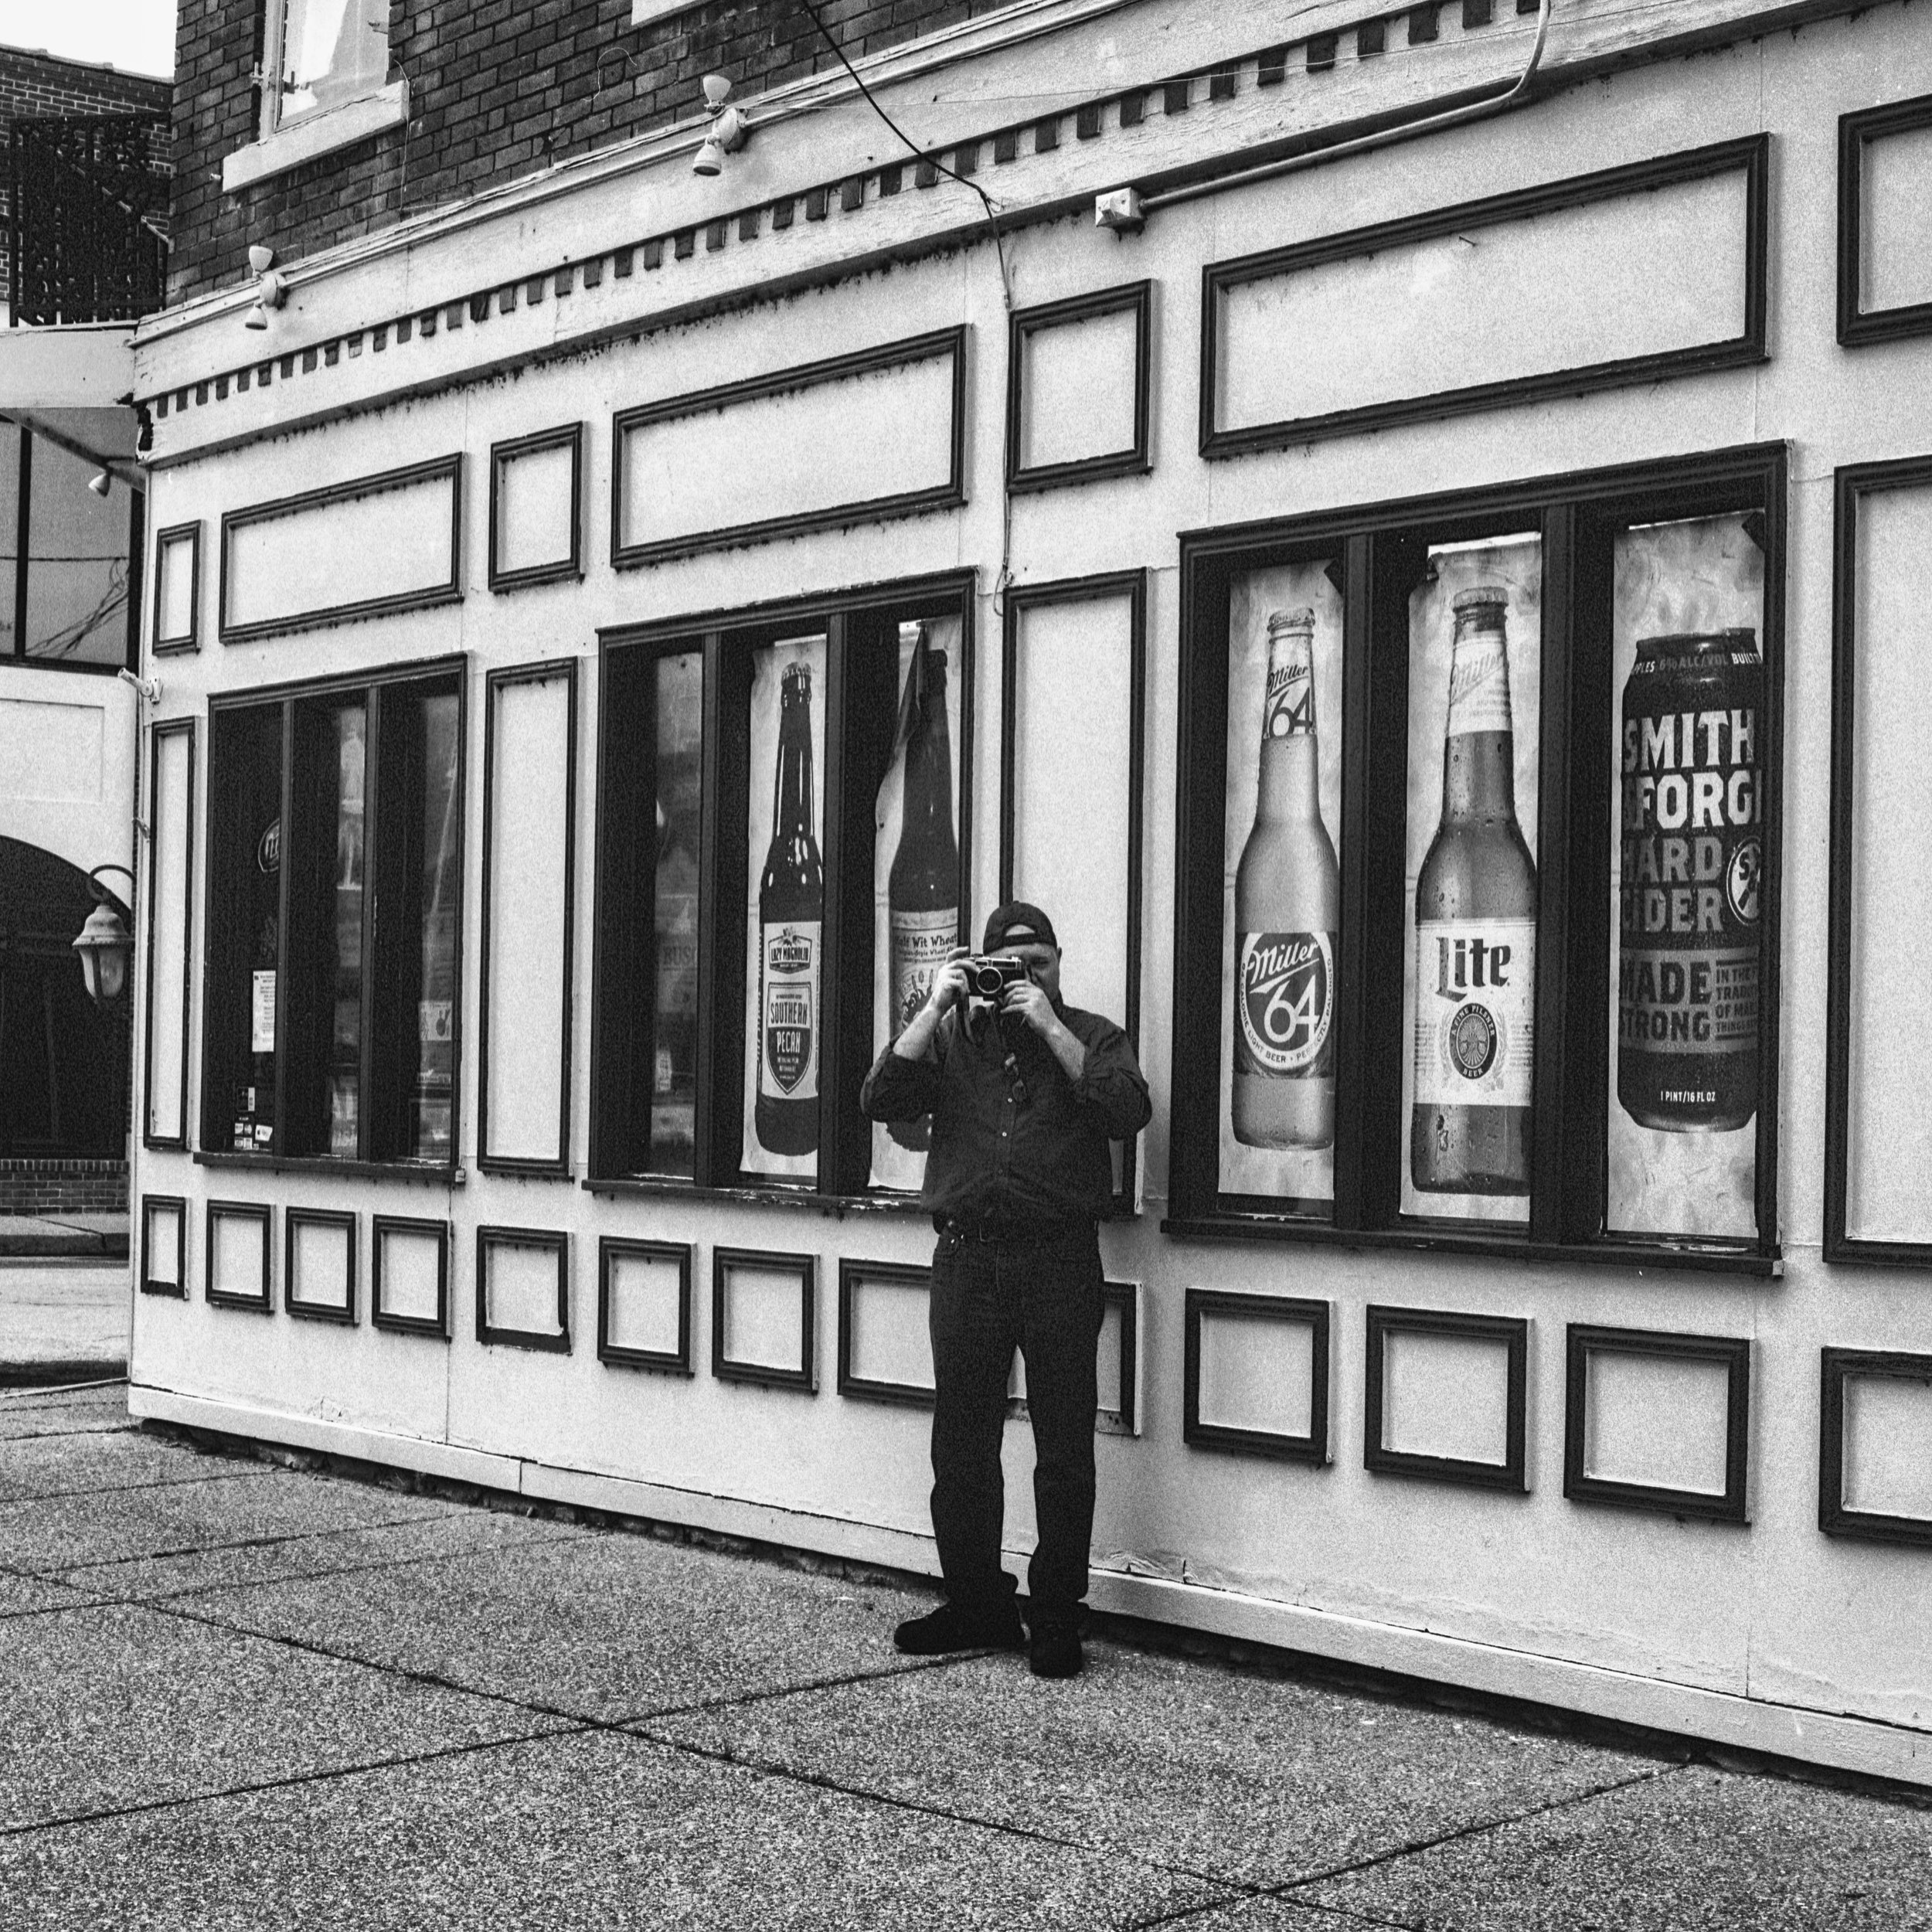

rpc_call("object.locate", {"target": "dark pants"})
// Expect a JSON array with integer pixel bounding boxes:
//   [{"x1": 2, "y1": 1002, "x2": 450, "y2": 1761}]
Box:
[{"x1": 927, "y1": 1222, "x2": 1103, "y2": 1628}]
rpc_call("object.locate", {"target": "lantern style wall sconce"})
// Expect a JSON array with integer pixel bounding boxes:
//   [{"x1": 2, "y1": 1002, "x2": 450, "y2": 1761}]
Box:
[{"x1": 73, "y1": 864, "x2": 137, "y2": 1009}]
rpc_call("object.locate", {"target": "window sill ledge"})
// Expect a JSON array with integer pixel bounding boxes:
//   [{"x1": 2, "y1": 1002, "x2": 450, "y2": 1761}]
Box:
[
  {"x1": 1159, "y1": 1216, "x2": 1781, "y2": 1279},
  {"x1": 223, "y1": 80, "x2": 410, "y2": 194},
  {"x1": 195, "y1": 1150, "x2": 461, "y2": 1186},
  {"x1": 583, "y1": 1176, "x2": 930, "y2": 1216}
]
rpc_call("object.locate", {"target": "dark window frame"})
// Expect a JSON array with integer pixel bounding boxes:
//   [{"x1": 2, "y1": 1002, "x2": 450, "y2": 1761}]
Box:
[
  {"x1": 474, "y1": 1225, "x2": 571, "y2": 1353},
  {"x1": 1823, "y1": 454, "x2": 1932, "y2": 1267},
  {"x1": 196, "y1": 652, "x2": 469, "y2": 1177},
  {"x1": 1562, "y1": 1323, "x2": 1750, "y2": 1523},
  {"x1": 1182, "y1": 1287, "x2": 1329, "y2": 1464},
  {"x1": 151, "y1": 519, "x2": 202, "y2": 656},
  {"x1": 141, "y1": 716, "x2": 196, "y2": 1153},
  {"x1": 284, "y1": 1205, "x2": 359, "y2": 1325},
  {"x1": 1199, "y1": 135, "x2": 1770, "y2": 457},
  {"x1": 1818, "y1": 1347, "x2": 1932, "y2": 1547},
  {"x1": 596, "y1": 1236, "x2": 693, "y2": 1376},
  {"x1": 3, "y1": 417, "x2": 143, "y2": 675},
  {"x1": 371, "y1": 1213, "x2": 451, "y2": 1338},
  {"x1": 587, "y1": 571, "x2": 977, "y2": 1204},
  {"x1": 138, "y1": 1193, "x2": 188, "y2": 1299},
  {"x1": 475, "y1": 657, "x2": 577, "y2": 1178},
  {"x1": 1167, "y1": 442, "x2": 1786, "y2": 1275},
  {"x1": 1836, "y1": 94, "x2": 1932, "y2": 349},
  {"x1": 711, "y1": 1247, "x2": 817, "y2": 1392},
  {"x1": 1005, "y1": 281, "x2": 1153, "y2": 494},
  {"x1": 999, "y1": 570, "x2": 1147, "y2": 1216},
  {"x1": 1363, "y1": 1305, "x2": 1529, "y2": 1493},
  {"x1": 488, "y1": 423, "x2": 583, "y2": 592},
  {"x1": 204, "y1": 1198, "x2": 273, "y2": 1313}
]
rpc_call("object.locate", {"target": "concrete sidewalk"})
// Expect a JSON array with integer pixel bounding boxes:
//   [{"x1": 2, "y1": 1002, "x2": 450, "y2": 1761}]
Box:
[
  {"x1": 0, "y1": 1262, "x2": 128, "y2": 1386},
  {"x1": 2, "y1": 1388, "x2": 1927, "y2": 1929},
  {"x1": 0, "y1": 1213, "x2": 129, "y2": 1260}
]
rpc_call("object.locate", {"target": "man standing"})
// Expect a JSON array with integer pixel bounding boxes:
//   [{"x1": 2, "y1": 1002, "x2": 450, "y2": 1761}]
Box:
[{"x1": 860, "y1": 902, "x2": 1151, "y2": 1679}]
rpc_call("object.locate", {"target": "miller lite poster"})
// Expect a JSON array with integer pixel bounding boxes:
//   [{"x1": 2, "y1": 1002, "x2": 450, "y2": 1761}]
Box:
[
  {"x1": 1400, "y1": 538, "x2": 1542, "y2": 1226},
  {"x1": 1219, "y1": 561, "x2": 1344, "y2": 1209},
  {"x1": 740, "y1": 632, "x2": 826, "y2": 1182},
  {"x1": 869, "y1": 614, "x2": 964, "y2": 1195},
  {"x1": 1606, "y1": 513, "x2": 1763, "y2": 1241}
]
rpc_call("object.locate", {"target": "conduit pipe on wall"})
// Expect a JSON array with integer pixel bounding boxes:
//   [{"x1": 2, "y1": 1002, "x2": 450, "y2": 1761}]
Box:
[{"x1": 1134, "y1": 0, "x2": 1554, "y2": 217}]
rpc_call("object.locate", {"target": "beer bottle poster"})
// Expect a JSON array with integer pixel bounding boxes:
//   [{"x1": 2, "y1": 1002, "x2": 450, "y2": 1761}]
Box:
[
  {"x1": 869, "y1": 614, "x2": 965, "y2": 1194},
  {"x1": 1606, "y1": 514, "x2": 1762, "y2": 1240},
  {"x1": 740, "y1": 633, "x2": 828, "y2": 1182},
  {"x1": 1219, "y1": 562, "x2": 1344, "y2": 1207},
  {"x1": 1400, "y1": 538, "x2": 1542, "y2": 1226}
]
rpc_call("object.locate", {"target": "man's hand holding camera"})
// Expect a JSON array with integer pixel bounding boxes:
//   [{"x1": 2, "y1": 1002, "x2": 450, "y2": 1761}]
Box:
[{"x1": 892, "y1": 944, "x2": 1085, "y2": 1083}]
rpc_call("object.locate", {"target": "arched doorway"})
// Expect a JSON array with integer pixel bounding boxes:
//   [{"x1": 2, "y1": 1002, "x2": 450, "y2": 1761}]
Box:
[{"x1": 0, "y1": 835, "x2": 130, "y2": 1204}]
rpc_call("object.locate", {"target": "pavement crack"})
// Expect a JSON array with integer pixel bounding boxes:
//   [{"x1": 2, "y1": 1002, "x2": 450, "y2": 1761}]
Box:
[
  {"x1": 0, "y1": 1726, "x2": 581, "y2": 1843},
  {"x1": 0, "y1": 1464, "x2": 277, "y2": 1510},
  {"x1": 614, "y1": 1649, "x2": 975, "y2": 1726}
]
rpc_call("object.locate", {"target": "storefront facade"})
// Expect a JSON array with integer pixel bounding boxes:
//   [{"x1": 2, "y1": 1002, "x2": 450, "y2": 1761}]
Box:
[{"x1": 129, "y1": 0, "x2": 1932, "y2": 1784}]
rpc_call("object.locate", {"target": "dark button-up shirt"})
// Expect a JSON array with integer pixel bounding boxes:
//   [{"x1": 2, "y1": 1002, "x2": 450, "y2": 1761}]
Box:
[{"x1": 860, "y1": 999, "x2": 1151, "y2": 1227}]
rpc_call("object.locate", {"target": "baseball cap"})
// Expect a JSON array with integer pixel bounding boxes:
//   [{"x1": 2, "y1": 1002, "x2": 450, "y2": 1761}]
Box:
[{"x1": 982, "y1": 901, "x2": 1059, "y2": 953}]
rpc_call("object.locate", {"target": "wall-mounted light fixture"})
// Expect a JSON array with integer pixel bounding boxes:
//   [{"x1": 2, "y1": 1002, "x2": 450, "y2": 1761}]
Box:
[
  {"x1": 72, "y1": 865, "x2": 138, "y2": 1009},
  {"x1": 692, "y1": 73, "x2": 749, "y2": 178},
  {"x1": 87, "y1": 469, "x2": 113, "y2": 498},
  {"x1": 243, "y1": 243, "x2": 287, "y2": 332}
]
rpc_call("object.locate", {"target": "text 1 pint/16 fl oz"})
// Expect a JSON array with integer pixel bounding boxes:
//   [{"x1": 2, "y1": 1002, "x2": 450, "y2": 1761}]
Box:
[
  {"x1": 1233, "y1": 607, "x2": 1338, "y2": 1149},
  {"x1": 1412, "y1": 584, "x2": 1537, "y2": 1197},
  {"x1": 1617, "y1": 628, "x2": 1762, "y2": 1133}
]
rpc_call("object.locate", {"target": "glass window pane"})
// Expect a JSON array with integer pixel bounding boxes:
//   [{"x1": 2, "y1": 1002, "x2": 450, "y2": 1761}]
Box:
[
  {"x1": 0, "y1": 423, "x2": 19, "y2": 655},
  {"x1": 870, "y1": 615, "x2": 964, "y2": 1193},
  {"x1": 1217, "y1": 560, "x2": 1343, "y2": 1214},
  {"x1": 371, "y1": 678, "x2": 461, "y2": 1163},
  {"x1": 278, "y1": 0, "x2": 387, "y2": 121},
  {"x1": 206, "y1": 704, "x2": 284, "y2": 1153},
  {"x1": 1607, "y1": 513, "x2": 1764, "y2": 1240},
  {"x1": 24, "y1": 431, "x2": 131, "y2": 668},
  {"x1": 645, "y1": 651, "x2": 702, "y2": 1177},
  {"x1": 1401, "y1": 536, "x2": 1543, "y2": 1226},
  {"x1": 741, "y1": 634, "x2": 826, "y2": 1183},
  {"x1": 285, "y1": 698, "x2": 366, "y2": 1158}
]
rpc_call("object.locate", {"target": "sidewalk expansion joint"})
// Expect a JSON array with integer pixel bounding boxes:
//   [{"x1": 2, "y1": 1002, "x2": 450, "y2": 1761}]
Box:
[{"x1": 0, "y1": 1464, "x2": 281, "y2": 1510}]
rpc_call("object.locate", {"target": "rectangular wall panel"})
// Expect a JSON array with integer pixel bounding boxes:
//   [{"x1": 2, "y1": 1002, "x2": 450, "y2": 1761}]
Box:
[
  {"x1": 1839, "y1": 481, "x2": 1932, "y2": 1246},
  {"x1": 1582, "y1": 1352, "x2": 1732, "y2": 1495},
  {"x1": 1005, "y1": 579, "x2": 1145, "y2": 1078},
  {"x1": 153, "y1": 523, "x2": 200, "y2": 652},
  {"x1": 372, "y1": 1218, "x2": 449, "y2": 1335},
  {"x1": 599, "y1": 1240, "x2": 690, "y2": 1370},
  {"x1": 140, "y1": 1196, "x2": 185, "y2": 1298},
  {"x1": 1206, "y1": 139, "x2": 1765, "y2": 452},
  {"x1": 477, "y1": 1229, "x2": 568, "y2": 1350},
  {"x1": 1842, "y1": 1372, "x2": 1932, "y2": 1518},
  {"x1": 491, "y1": 425, "x2": 582, "y2": 588},
  {"x1": 1009, "y1": 283, "x2": 1150, "y2": 491},
  {"x1": 287, "y1": 1210, "x2": 355, "y2": 1321},
  {"x1": 144, "y1": 719, "x2": 195, "y2": 1148},
  {"x1": 614, "y1": 330, "x2": 964, "y2": 564},
  {"x1": 1182, "y1": 1289, "x2": 1328, "y2": 1461},
  {"x1": 478, "y1": 662, "x2": 575, "y2": 1170},
  {"x1": 1382, "y1": 1331, "x2": 1512, "y2": 1466},
  {"x1": 838, "y1": 1264, "x2": 934, "y2": 1404},
  {"x1": 221, "y1": 457, "x2": 462, "y2": 641},
  {"x1": 713, "y1": 1250, "x2": 815, "y2": 1389},
  {"x1": 206, "y1": 1202, "x2": 270, "y2": 1311}
]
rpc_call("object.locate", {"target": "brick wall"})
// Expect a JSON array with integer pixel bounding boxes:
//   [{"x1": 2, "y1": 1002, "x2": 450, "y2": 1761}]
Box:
[
  {"x1": 0, "y1": 1160, "x2": 129, "y2": 1216},
  {"x1": 171, "y1": 0, "x2": 1009, "y2": 304},
  {"x1": 0, "y1": 46, "x2": 172, "y2": 311}
]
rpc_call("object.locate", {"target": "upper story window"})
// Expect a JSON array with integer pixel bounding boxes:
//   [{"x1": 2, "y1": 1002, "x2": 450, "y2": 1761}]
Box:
[
  {"x1": 267, "y1": 0, "x2": 388, "y2": 130},
  {"x1": 1, "y1": 420, "x2": 141, "y2": 675}
]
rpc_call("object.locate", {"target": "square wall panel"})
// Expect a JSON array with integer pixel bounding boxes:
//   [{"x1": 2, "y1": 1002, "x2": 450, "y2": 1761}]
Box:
[
  {"x1": 838, "y1": 1262, "x2": 934, "y2": 1406},
  {"x1": 140, "y1": 1196, "x2": 186, "y2": 1298},
  {"x1": 372, "y1": 1217, "x2": 450, "y2": 1337},
  {"x1": 286, "y1": 1209, "x2": 355, "y2": 1323},
  {"x1": 713, "y1": 1249, "x2": 815, "y2": 1391},
  {"x1": 1564, "y1": 1326, "x2": 1749, "y2": 1522},
  {"x1": 1821, "y1": 1349, "x2": 1932, "y2": 1545},
  {"x1": 476, "y1": 1228, "x2": 569, "y2": 1352},
  {"x1": 1365, "y1": 1308, "x2": 1527, "y2": 1492},
  {"x1": 599, "y1": 1240, "x2": 691, "y2": 1372},
  {"x1": 1184, "y1": 1290, "x2": 1329, "y2": 1463},
  {"x1": 206, "y1": 1202, "x2": 271, "y2": 1312}
]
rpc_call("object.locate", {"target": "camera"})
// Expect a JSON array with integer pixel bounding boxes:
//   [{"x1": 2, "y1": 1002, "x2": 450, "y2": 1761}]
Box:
[{"x1": 964, "y1": 954, "x2": 1029, "y2": 999}]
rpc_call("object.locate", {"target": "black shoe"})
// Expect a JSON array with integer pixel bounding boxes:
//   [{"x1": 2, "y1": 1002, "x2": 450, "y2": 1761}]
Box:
[
  {"x1": 893, "y1": 1601, "x2": 1026, "y2": 1655},
  {"x1": 1028, "y1": 1623, "x2": 1083, "y2": 1679}
]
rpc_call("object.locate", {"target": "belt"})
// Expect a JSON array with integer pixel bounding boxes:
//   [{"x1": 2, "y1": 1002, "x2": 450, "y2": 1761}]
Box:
[{"x1": 937, "y1": 1214, "x2": 1087, "y2": 1246}]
